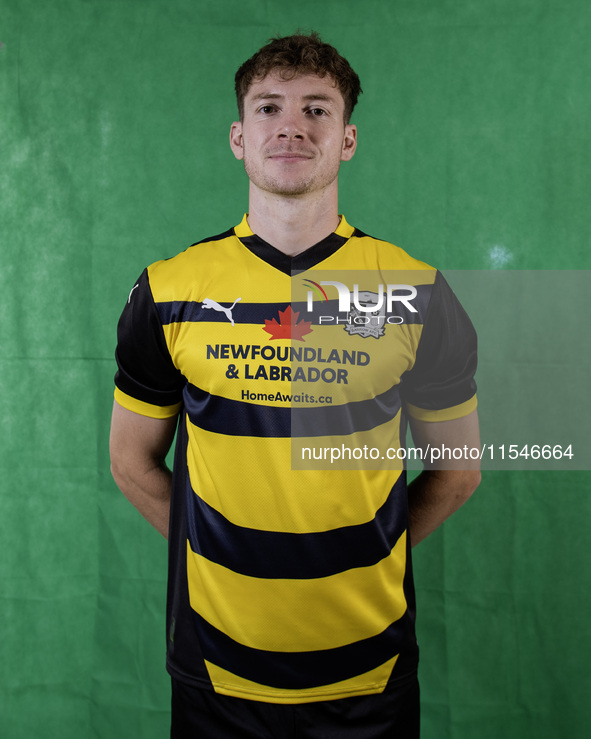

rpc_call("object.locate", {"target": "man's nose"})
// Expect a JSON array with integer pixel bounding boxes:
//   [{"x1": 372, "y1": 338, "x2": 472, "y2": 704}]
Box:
[{"x1": 277, "y1": 112, "x2": 305, "y2": 139}]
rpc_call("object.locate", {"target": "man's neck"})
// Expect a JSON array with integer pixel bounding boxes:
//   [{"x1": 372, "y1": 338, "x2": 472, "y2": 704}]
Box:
[{"x1": 246, "y1": 186, "x2": 341, "y2": 256}]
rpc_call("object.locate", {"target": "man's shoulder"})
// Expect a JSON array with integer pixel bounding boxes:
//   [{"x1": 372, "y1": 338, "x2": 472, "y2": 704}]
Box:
[
  {"x1": 153, "y1": 226, "x2": 237, "y2": 269},
  {"x1": 346, "y1": 223, "x2": 436, "y2": 272},
  {"x1": 145, "y1": 226, "x2": 240, "y2": 290}
]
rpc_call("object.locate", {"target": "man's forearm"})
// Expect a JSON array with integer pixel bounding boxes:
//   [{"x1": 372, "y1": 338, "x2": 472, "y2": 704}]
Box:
[
  {"x1": 109, "y1": 401, "x2": 178, "y2": 539},
  {"x1": 111, "y1": 461, "x2": 173, "y2": 538},
  {"x1": 407, "y1": 469, "x2": 480, "y2": 547}
]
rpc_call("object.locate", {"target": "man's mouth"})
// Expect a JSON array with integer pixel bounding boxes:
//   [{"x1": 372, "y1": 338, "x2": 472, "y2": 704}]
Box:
[{"x1": 268, "y1": 151, "x2": 313, "y2": 160}]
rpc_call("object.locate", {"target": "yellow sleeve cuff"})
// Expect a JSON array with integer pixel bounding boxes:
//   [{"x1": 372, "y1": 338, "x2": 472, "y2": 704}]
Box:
[
  {"x1": 405, "y1": 394, "x2": 477, "y2": 422},
  {"x1": 114, "y1": 387, "x2": 182, "y2": 419}
]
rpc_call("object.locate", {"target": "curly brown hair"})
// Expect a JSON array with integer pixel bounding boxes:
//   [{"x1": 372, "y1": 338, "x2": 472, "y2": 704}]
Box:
[{"x1": 234, "y1": 32, "x2": 362, "y2": 123}]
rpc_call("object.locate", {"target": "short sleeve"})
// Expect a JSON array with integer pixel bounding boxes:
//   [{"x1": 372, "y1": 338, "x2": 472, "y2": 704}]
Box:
[
  {"x1": 114, "y1": 269, "x2": 185, "y2": 418},
  {"x1": 401, "y1": 270, "x2": 477, "y2": 422}
]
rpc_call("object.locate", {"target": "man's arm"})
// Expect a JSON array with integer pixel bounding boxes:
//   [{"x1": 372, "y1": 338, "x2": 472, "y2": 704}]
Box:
[
  {"x1": 407, "y1": 409, "x2": 481, "y2": 547},
  {"x1": 109, "y1": 400, "x2": 179, "y2": 538}
]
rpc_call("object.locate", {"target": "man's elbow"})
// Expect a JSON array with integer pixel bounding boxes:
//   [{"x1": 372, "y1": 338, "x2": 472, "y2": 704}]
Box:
[
  {"x1": 109, "y1": 442, "x2": 142, "y2": 498},
  {"x1": 458, "y1": 469, "x2": 481, "y2": 500},
  {"x1": 434, "y1": 468, "x2": 481, "y2": 506},
  {"x1": 110, "y1": 453, "x2": 131, "y2": 496}
]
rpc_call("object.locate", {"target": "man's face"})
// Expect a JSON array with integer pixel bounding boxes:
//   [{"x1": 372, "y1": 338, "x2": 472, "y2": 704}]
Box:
[{"x1": 230, "y1": 72, "x2": 357, "y2": 198}]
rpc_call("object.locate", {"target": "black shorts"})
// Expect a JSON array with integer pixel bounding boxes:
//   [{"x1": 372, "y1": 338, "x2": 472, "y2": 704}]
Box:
[{"x1": 170, "y1": 676, "x2": 420, "y2": 739}]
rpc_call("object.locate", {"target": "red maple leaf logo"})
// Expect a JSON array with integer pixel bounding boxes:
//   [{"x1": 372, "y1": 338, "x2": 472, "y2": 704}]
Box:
[{"x1": 263, "y1": 306, "x2": 313, "y2": 341}]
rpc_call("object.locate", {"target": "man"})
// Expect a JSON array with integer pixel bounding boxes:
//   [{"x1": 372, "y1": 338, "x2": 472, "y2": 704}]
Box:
[{"x1": 110, "y1": 32, "x2": 480, "y2": 738}]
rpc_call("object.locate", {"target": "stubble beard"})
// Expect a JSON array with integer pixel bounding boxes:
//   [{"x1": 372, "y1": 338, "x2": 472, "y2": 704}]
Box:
[
  {"x1": 243, "y1": 161, "x2": 315, "y2": 197},
  {"x1": 242, "y1": 151, "x2": 340, "y2": 198}
]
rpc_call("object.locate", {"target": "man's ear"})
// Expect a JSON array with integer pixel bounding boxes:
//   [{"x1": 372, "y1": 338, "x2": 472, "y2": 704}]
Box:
[
  {"x1": 341, "y1": 124, "x2": 357, "y2": 162},
  {"x1": 229, "y1": 122, "x2": 244, "y2": 161}
]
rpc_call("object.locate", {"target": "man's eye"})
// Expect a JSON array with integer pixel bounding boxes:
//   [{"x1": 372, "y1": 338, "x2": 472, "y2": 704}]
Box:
[
  {"x1": 259, "y1": 105, "x2": 276, "y2": 114},
  {"x1": 309, "y1": 108, "x2": 327, "y2": 117}
]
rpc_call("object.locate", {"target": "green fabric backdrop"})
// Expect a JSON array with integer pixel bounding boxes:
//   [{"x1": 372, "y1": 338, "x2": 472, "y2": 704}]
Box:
[{"x1": 1, "y1": 1, "x2": 589, "y2": 737}]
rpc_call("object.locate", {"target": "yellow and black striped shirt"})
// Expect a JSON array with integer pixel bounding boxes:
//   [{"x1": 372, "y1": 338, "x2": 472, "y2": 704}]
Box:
[{"x1": 114, "y1": 215, "x2": 477, "y2": 703}]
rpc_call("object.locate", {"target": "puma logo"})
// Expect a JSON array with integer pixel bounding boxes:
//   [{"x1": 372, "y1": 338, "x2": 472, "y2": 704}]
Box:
[
  {"x1": 127, "y1": 284, "x2": 139, "y2": 303},
  {"x1": 202, "y1": 297, "x2": 242, "y2": 326}
]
